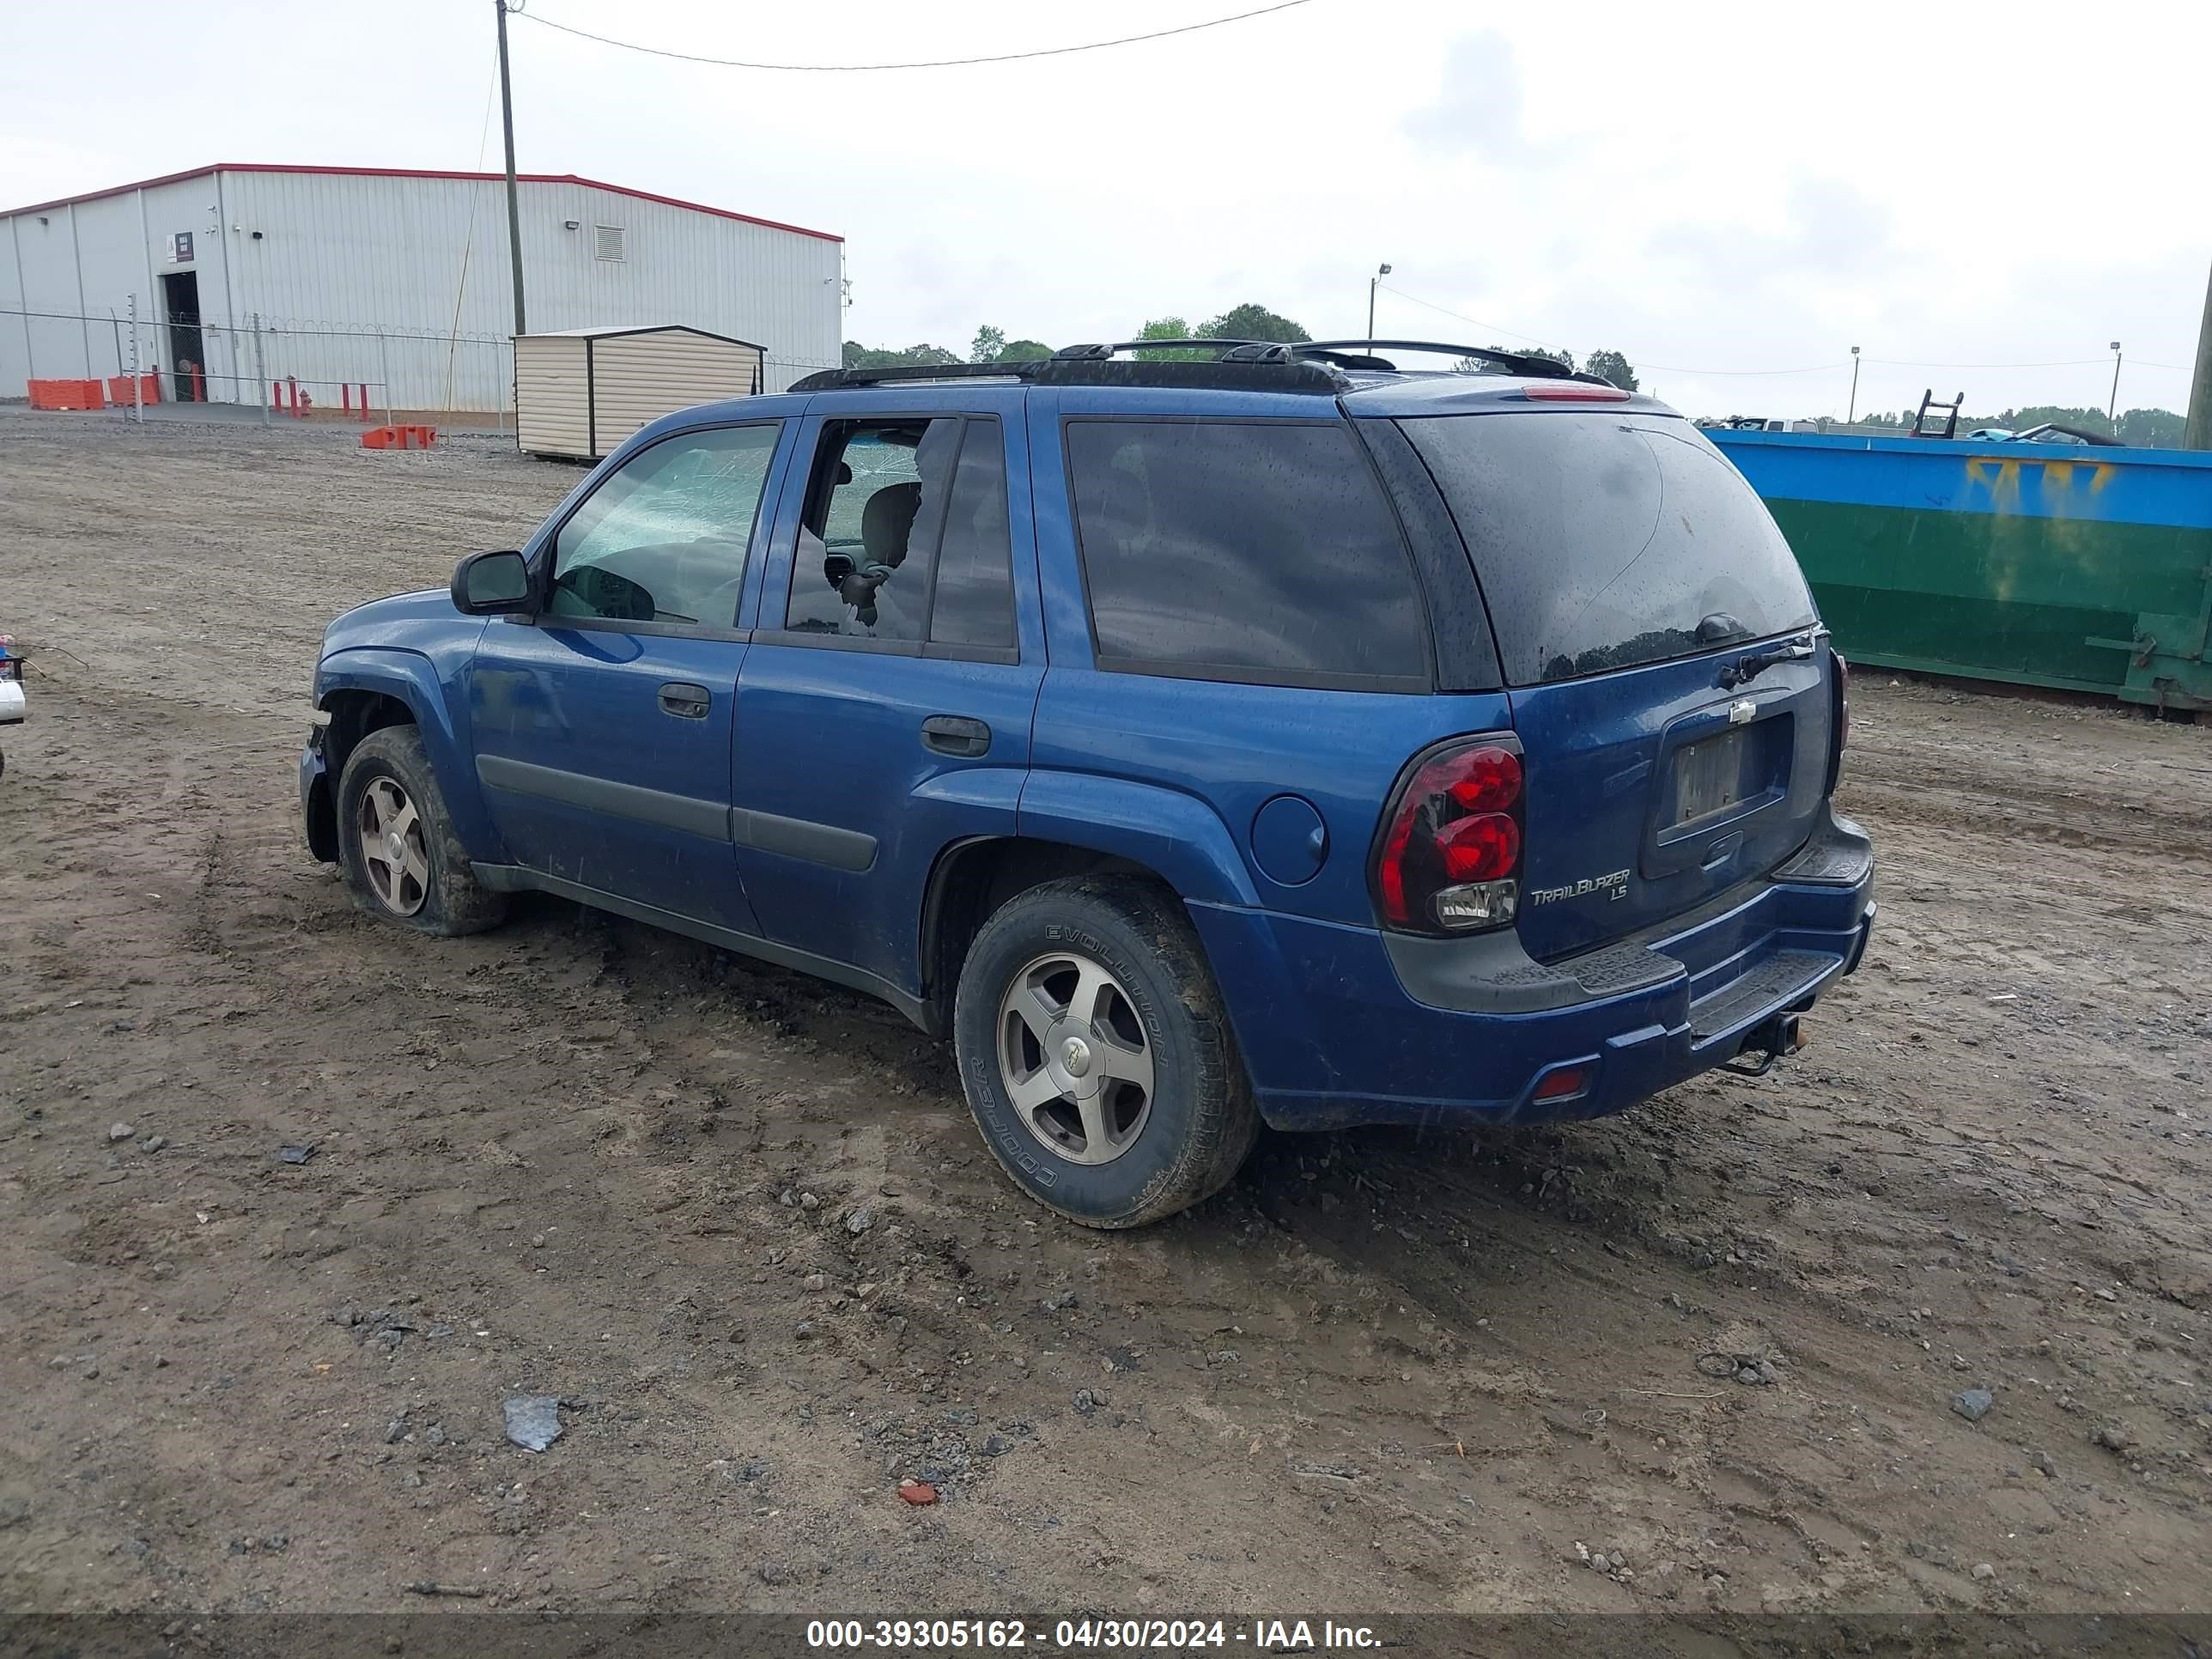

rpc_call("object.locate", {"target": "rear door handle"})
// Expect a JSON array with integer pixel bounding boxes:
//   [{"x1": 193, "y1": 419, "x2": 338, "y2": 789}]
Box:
[
  {"x1": 658, "y1": 682, "x2": 711, "y2": 720},
  {"x1": 921, "y1": 715, "x2": 990, "y2": 757}
]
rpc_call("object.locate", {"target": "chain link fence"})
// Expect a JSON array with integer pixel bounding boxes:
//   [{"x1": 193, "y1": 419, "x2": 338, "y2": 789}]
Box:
[
  {"x1": 5, "y1": 301, "x2": 838, "y2": 422},
  {"x1": 4, "y1": 303, "x2": 514, "y2": 422}
]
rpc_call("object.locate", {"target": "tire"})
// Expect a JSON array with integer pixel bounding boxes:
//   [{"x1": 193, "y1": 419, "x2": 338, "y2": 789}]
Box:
[
  {"x1": 952, "y1": 876, "x2": 1259, "y2": 1228},
  {"x1": 335, "y1": 725, "x2": 506, "y2": 937}
]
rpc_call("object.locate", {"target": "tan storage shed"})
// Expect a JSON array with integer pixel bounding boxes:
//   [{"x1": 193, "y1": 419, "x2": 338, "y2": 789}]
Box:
[{"x1": 515, "y1": 325, "x2": 764, "y2": 461}]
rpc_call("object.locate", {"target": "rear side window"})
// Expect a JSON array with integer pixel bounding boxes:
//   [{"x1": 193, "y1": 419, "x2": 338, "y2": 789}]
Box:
[
  {"x1": 1402, "y1": 413, "x2": 1816, "y2": 685},
  {"x1": 781, "y1": 416, "x2": 1017, "y2": 654},
  {"x1": 1066, "y1": 420, "x2": 1428, "y2": 687},
  {"x1": 928, "y1": 419, "x2": 1017, "y2": 650}
]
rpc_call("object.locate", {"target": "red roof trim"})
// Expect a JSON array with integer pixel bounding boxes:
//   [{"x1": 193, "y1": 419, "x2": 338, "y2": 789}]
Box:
[{"x1": 1, "y1": 163, "x2": 842, "y2": 243}]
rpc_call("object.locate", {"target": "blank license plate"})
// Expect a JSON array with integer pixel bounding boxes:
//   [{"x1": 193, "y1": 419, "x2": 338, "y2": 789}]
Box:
[{"x1": 1674, "y1": 728, "x2": 1754, "y2": 825}]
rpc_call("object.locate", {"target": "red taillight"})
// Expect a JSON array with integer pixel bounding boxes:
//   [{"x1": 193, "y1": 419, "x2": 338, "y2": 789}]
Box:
[
  {"x1": 1824, "y1": 648, "x2": 1850, "y2": 794},
  {"x1": 1437, "y1": 811, "x2": 1519, "y2": 882},
  {"x1": 1521, "y1": 384, "x2": 1631, "y2": 402},
  {"x1": 1375, "y1": 740, "x2": 1525, "y2": 933}
]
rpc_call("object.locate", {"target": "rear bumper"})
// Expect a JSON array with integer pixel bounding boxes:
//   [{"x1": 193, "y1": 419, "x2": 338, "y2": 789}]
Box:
[{"x1": 1194, "y1": 809, "x2": 1875, "y2": 1131}]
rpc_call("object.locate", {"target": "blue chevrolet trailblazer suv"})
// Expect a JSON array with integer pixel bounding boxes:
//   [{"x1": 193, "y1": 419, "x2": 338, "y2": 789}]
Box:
[{"x1": 301, "y1": 337, "x2": 1875, "y2": 1227}]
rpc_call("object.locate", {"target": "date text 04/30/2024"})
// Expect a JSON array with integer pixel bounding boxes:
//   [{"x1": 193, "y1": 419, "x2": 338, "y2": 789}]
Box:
[{"x1": 805, "y1": 1619, "x2": 1382, "y2": 1650}]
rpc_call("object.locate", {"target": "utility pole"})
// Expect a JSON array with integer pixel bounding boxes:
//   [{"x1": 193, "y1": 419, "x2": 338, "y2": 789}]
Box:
[
  {"x1": 2106, "y1": 340, "x2": 2123, "y2": 427},
  {"x1": 1847, "y1": 345, "x2": 1861, "y2": 423},
  {"x1": 496, "y1": 0, "x2": 526, "y2": 340},
  {"x1": 2189, "y1": 258, "x2": 2212, "y2": 450},
  {"x1": 1367, "y1": 263, "x2": 1390, "y2": 351},
  {"x1": 252, "y1": 311, "x2": 268, "y2": 425},
  {"x1": 128, "y1": 294, "x2": 143, "y2": 424}
]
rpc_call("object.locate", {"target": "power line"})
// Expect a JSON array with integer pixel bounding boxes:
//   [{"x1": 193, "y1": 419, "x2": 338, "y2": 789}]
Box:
[
  {"x1": 512, "y1": 0, "x2": 1314, "y2": 71},
  {"x1": 1866, "y1": 356, "x2": 2106, "y2": 370},
  {"x1": 1380, "y1": 282, "x2": 1843, "y2": 374},
  {"x1": 1641, "y1": 360, "x2": 1850, "y2": 377},
  {"x1": 1373, "y1": 283, "x2": 1553, "y2": 349},
  {"x1": 1377, "y1": 282, "x2": 2182, "y2": 381}
]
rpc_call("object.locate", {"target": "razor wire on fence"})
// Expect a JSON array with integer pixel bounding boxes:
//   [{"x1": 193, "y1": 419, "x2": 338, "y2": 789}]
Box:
[{"x1": 4, "y1": 303, "x2": 841, "y2": 420}]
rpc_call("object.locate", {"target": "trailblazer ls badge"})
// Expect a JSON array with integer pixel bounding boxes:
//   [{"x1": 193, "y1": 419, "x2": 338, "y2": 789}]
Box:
[{"x1": 1525, "y1": 867, "x2": 1631, "y2": 906}]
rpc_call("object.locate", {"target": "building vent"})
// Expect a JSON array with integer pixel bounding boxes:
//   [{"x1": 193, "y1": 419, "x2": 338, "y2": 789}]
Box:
[{"x1": 593, "y1": 224, "x2": 626, "y2": 263}]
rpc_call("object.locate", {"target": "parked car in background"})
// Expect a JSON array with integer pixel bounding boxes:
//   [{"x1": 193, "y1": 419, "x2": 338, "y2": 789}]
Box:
[{"x1": 300, "y1": 338, "x2": 1876, "y2": 1227}]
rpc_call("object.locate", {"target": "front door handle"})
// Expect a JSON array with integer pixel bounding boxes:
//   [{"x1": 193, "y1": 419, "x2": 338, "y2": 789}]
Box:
[
  {"x1": 658, "y1": 682, "x2": 711, "y2": 720},
  {"x1": 921, "y1": 714, "x2": 991, "y2": 757}
]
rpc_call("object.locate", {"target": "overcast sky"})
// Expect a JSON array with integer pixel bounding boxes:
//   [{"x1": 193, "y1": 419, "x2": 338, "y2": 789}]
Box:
[{"x1": 6, "y1": 0, "x2": 2206, "y2": 418}]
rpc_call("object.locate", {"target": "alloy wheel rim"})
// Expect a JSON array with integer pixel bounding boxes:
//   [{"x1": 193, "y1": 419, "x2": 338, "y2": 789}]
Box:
[
  {"x1": 995, "y1": 950, "x2": 1155, "y2": 1166},
  {"x1": 357, "y1": 776, "x2": 430, "y2": 918}
]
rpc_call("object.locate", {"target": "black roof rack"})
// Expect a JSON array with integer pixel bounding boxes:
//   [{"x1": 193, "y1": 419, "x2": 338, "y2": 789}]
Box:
[
  {"x1": 1048, "y1": 337, "x2": 1595, "y2": 380},
  {"x1": 787, "y1": 336, "x2": 1618, "y2": 395},
  {"x1": 1293, "y1": 339, "x2": 1621, "y2": 383},
  {"x1": 788, "y1": 346, "x2": 1348, "y2": 396},
  {"x1": 1049, "y1": 337, "x2": 1267, "y2": 360}
]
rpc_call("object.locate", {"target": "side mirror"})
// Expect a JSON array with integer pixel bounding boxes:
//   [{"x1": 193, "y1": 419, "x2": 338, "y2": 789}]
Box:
[{"x1": 452, "y1": 550, "x2": 533, "y2": 616}]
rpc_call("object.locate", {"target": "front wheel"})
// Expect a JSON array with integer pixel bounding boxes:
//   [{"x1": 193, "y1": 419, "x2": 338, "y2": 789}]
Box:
[
  {"x1": 334, "y1": 725, "x2": 506, "y2": 937},
  {"x1": 952, "y1": 877, "x2": 1258, "y2": 1228}
]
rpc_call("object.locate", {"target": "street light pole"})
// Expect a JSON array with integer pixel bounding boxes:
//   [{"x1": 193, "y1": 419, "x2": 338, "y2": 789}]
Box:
[
  {"x1": 496, "y1": 0, "x2": 526, "y2": 340},
  {"x1": 1367, "y1": 263, "x2": 1391, "y2": 351},
  {"x1": 2106, "y1": 340, "x2": 2123, "y2": 427},
  {"x1": 1847, "y1": 345, "x2": 1861, "y2": 424},
  {"x1": 2188, "y1": 258, "x2": 2212, "y2": 450}
]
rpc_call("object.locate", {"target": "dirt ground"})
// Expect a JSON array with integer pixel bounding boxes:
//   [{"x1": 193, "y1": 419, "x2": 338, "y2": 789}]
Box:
[{"x1": 3, "y1": 404, "x2": 2209, "y2": 1623}]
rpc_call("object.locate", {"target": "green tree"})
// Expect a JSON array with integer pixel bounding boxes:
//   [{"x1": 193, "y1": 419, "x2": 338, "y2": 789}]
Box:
[
  {"x1": 995, "y1": 339, "x2": 1052, "y2": 362},
  {"x1": 1199, "y1": 303, "x2": 1310, "y2": 343},
  {"x1": 841, "y1": 341, "x2": 960, "y2": 370},
  {"x1": 969, "y1": 325, "x2": 1006, "y2": 365},
  {"x1": 2117, "y1": 407, "x2": 2184, "y2": 447},
  {"x1": 1133, "y1": 316, "x2": 1209, "y2": 361},
  {"x1": 1583, "y1": 348, "x2": 1639, "y2": 391}
]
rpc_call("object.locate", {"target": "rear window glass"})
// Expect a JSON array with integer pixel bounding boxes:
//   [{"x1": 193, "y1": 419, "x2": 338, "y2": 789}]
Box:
[
  {"x1": 1401, "y1": 413, "x2": 1816, "y2": 685},
  {"x1": 929, "y1": 418, "x2": 1018, "y2": 650},
  {"x1": 1066, "y1": 420, "x2": 1427, "y2": 685}
]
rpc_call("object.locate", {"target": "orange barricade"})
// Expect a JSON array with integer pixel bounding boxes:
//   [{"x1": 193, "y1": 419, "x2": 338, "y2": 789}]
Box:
[
  {"x1": 361, "y1": 424, "x2": 437, "y2": 450},
  {"x1": 28, "y1": 379, "x2": 106, "y2": 410}
]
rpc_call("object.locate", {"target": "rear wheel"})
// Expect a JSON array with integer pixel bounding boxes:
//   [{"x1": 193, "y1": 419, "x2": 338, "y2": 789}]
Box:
[
  {"x1": 953, "y1": 877, "x2": 1258, "y2": 1228},
  {"x1": 335, "y1": 725, "x2": 506, "y2": 937}
]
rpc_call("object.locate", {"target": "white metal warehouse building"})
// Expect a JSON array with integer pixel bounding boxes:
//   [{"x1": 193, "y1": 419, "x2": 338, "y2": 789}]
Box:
[{"x1": 0, "y1": 163, "x2": 842, "y2": 413}]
